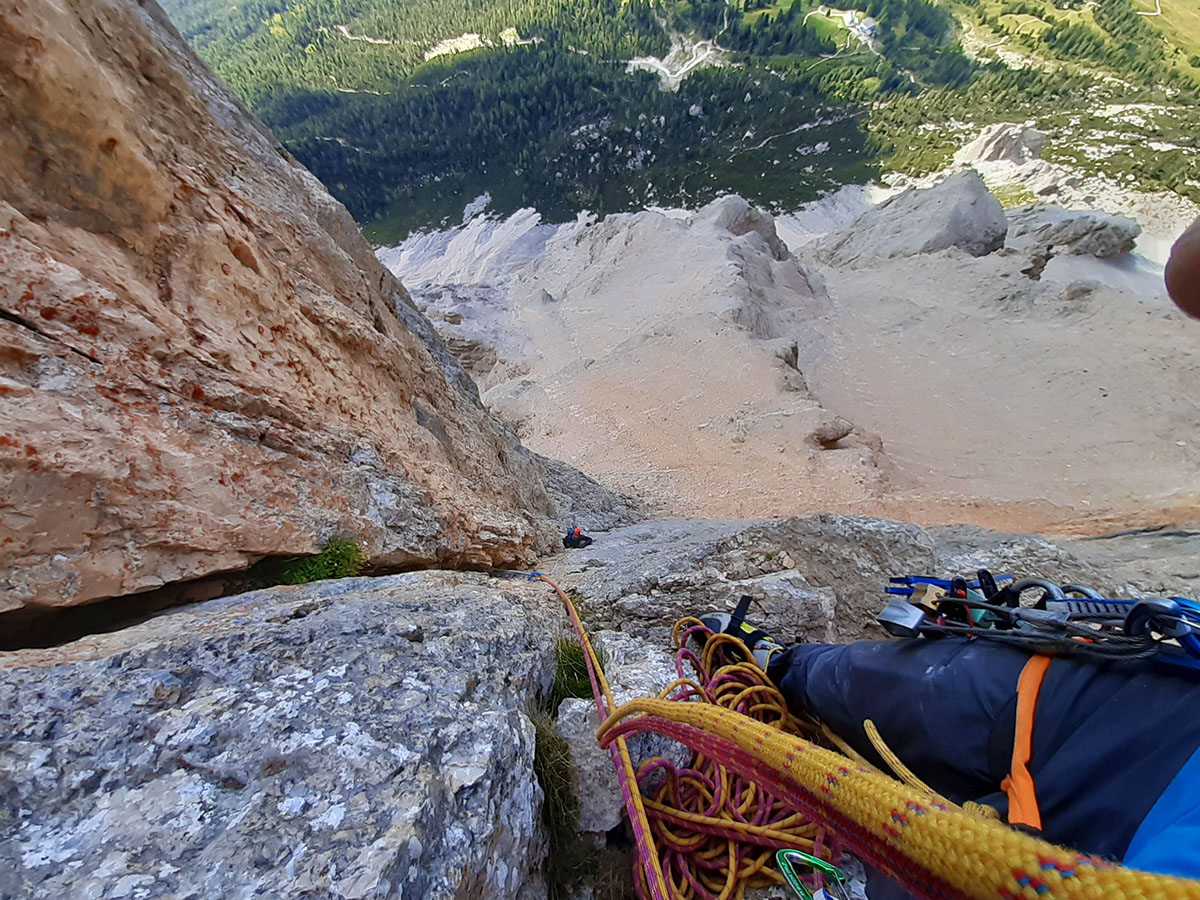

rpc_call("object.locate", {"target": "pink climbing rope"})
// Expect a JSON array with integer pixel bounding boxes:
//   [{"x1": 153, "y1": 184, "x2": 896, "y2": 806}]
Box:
[{"x1": 542, "y1": 568, "x2": 836, "y2": 900}]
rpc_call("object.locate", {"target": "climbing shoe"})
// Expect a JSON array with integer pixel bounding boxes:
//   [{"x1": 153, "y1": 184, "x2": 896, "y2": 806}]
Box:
[{"x1": 698, "y1": 595, "x2": 786, "y2": 671}]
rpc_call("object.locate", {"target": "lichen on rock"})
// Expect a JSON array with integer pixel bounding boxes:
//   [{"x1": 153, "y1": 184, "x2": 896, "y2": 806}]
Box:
[{"x1": 0, "y1": 572, "x2": 559, "y2": 899}]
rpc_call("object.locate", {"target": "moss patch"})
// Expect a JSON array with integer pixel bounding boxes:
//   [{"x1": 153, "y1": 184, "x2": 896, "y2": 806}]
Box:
[
  {"x1": 550, "y1": 637, "x2": 596, "y2": 711},
  {"x1": 532, "y1": 709, "x2": 581, "y2": 842},
  {"x1": 991, "y1": 182, "x2": 1038, "y2": 207},
  {"x1": 532, "y1": 636, "x2": 634, "y2": 900},
  {"x1": 249, "y1": 538, "x2": 366, "y2": 587}
]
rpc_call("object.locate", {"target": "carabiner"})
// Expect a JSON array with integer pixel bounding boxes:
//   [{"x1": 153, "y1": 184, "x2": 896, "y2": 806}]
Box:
[{"x1": 776, "y1": 849, "x2": 852, "y2": 900}]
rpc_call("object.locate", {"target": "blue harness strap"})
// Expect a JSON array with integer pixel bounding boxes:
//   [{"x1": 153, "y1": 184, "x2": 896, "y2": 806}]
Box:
[{"x1": 885, "y1": 574, "x2": 1014, "y2": 596}]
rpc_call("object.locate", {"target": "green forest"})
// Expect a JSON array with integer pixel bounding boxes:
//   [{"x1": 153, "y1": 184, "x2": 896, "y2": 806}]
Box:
[{"x1": 163, "y1": 0, "x2": 1199, "y2": 241}]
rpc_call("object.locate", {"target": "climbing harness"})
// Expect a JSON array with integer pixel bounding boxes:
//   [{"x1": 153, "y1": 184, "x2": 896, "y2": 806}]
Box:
[
  {"x1": 880, "y1": 570, "x2": 1200, "y2": 670},
  {"x1": 1001, "y1": 654, "x2": 1051, "y2": 831},
  {"x1": 878, "y1": 570, "x2": 1200, "y2": 831},
  {"x1": 527, "y1": 572, "x2": 1200, "y2": 900}
]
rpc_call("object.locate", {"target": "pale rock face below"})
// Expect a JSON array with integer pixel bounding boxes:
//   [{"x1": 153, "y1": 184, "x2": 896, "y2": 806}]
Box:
[
  {"x1": 1006, "y1": 204, "x2": 1142, "y2": 259},
  {"x1": 0, "y1": 572, "x2": 559, "y2": 900},
  {"x1": 388, "y1": 198, "x2": 891, "y2": 522},
  {"x1": 0, "y1": 0, "x2": 577, "y2": 614},
  {"x1": 387, "y1": 184, "x2": 1199, "y2": 532},
  {"x1": 819, "y1": 170, "x2": 1008, "y2": 265}
]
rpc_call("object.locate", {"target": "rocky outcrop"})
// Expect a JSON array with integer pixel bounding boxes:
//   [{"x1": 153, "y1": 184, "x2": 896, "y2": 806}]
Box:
[
  {"x1": 949, "y1": 122, "x2": 1077, "y2": 198},
  {"x1": 819, "y1": 171, "x2": 1007, "y2": 265},
  {"x1": 691, "y1": 195, "x2": 790, "y2": 262},
  {"x1": 0, "y1": 571, "x2": 559, "y2": 899},
  {"x1": 1006, "y1": 204, "x2": 1142, "y2": 258},
  {"x1": 555, "y1": 631, "x2": 689, "y2": 836},
  {"x1": 0, "y1": 0, "x2": 574, "y2": 615},
  {"x1": 953, "y1": 123, "x2": 1047, "y2": 168},
  {"x1": 548, "y1": 515, "x2": 1165, "y2": 646},
  {"x1": 532, "y1": 452, "x2": 644, "y2": 533}
]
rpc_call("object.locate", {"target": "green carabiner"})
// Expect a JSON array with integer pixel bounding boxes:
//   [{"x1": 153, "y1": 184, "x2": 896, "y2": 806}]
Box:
[{"x1": 776, "y1": 848, "x2": 851, "y2": 900}]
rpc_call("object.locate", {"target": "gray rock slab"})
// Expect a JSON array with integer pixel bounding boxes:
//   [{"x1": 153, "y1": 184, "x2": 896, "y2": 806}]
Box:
[
  {"x1": 546, "y1": 514, "x2": 1199, "y2": 647},
  {"x1": 0, "y1": 572, "x2": 564, "y2": 900},
  {"x1": 531, "y1": 452, "x2": 645, "y2": 534},
  {"x1": 1006, "y1": 204, "x2": 1142, "y2": 258},
  {"x1": 554, "y1": 631, "x2": 690, "y2": 835},
  {"x1": 819, "y1": 170, "x2": 1007, "y2": 265}
]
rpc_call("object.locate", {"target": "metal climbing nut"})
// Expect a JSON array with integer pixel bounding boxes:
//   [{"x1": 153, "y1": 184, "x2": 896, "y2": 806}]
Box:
[{"x1": 877, "y1": 598, "x2": 927, "y2": 638}]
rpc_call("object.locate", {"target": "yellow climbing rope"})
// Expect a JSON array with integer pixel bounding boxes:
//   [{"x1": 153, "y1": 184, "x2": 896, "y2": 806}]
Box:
[
  {"x1": 539, "y1": 575, "x2": 1200, "y2": 900},
  {"x1": 599, "y1": 695, "x2": 1200, "y2": 900},
  {"x1": 540, "y1": 576, "x2": 674, "y2": 900},
  {"x1": 543, "y1": 579, "x2": 828, "y2": 900}
]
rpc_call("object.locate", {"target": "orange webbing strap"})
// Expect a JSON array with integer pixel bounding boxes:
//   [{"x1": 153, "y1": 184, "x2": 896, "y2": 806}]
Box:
[{"x1": 1001, "y1": 654, "x2": 1052, "y2": 830}]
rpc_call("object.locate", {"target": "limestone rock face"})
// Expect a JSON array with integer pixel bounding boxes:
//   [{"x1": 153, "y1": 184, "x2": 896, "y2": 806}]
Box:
[
  {"x1": 531, "y1": 451, "x2": 643, "y2": 533},
  {"x1": 555, "y1": 631, "x2": 690, "y2": 835},
  {"x1": 0, "y1": 0, "x2": 563, "y2": 614},
  {"x1": 820, "y1": 170, "x2": 1007, "y2": 265},
  {"x1": 1006, "y1": 204, "x2": 1142, "y2": 258},
  {"x1": 0, "y1": 572, "x2": 559, "y2": 899},
  {"x1": 549, "y1": 515, "x2": 1145, "y2": 646},
  {"x1": 953, "y1": 123, "x2": 1047, "y2": 168},
  {"x1": 690, "y1": 195, "x2": 791, "y2": 262}
]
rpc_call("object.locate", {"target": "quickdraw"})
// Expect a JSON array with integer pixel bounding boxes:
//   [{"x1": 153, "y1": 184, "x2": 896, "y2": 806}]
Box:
[{"x1": 879, "y1": 569, "x2": 1200, "y2": 671}]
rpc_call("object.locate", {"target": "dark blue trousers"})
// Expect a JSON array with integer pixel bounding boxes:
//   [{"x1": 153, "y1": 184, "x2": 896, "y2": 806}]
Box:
[{"x1": 768, "y1": 639, "x2": 1200, "y2": 869}]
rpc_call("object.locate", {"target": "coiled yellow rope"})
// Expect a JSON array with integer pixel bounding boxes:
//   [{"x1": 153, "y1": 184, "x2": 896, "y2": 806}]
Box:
[
  {"x1": 598, "y1": 695, "x2": 1200, "y2": 900},
  {"x1": 632, "y1": 621, "x2": 836, "y2": 900},
  {"x1": 538, "y1": 577, "x2": 1200, "y2": 900}
]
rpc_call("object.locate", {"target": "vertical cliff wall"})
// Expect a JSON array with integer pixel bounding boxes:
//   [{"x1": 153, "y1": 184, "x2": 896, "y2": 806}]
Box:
[{"x1": 0, "y1": 0, "x2": 561, "y2": 614}]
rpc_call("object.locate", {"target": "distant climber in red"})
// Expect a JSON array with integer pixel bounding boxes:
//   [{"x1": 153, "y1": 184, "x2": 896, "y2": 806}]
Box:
[{"x1": 563, "y1": 527, "x2": 594, "y2": 549}]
